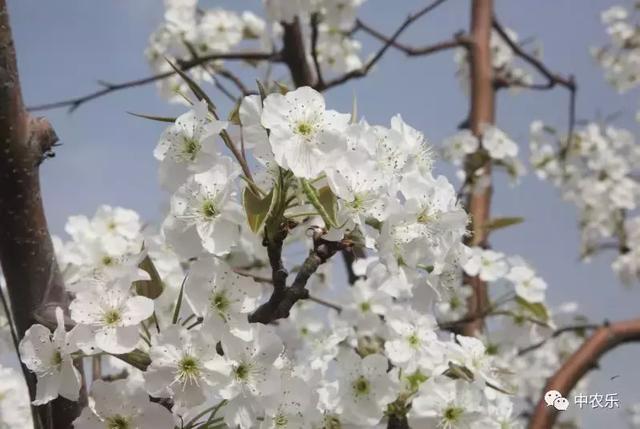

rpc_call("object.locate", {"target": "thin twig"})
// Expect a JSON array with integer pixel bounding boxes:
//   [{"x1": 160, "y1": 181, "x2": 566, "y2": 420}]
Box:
[
  {"x1": 355, "y1": 18, "x2": 470, "y2": 56},
  {"x1": 308, "y1": 295, "x2": 342, "y2": 313},
  {"x1": 217, "y1": 68, "x2": 252, "y2": 96},
  {"x1": 518, "y1": 323, "x2": 599, "y2": 356},
  {"x1": 492, "y1": 17, "x2": 574, "y2": 89},
  {"x1": 317, "y1": 0, "x2": 451, "y2": 91},
  {"x1": 28, "y1": 51, "x2": 281, "y2": 112},
  {"x1": 234, "y1": 268, "x2": 341, "y2": 312},
  {"x1": 492, "y1": 17, "x2": 577, "y2": 160}
]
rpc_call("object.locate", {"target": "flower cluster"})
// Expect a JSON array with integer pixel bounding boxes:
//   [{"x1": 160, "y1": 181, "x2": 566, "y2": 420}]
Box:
[
  {"x1": 147, "y1": 0, "x2": 366, "y2": 104},
  {"x1": 592, "y1": 2, "x2": 640, "y2": 93},
  {"x1": 0, "y1": 365, "x2": 32, "y2": 429},
  {"x1": 442, "y1": 124, "x2": 525, "y2": 182},
  {"x1": 529, "y1": 121, "x2": 640, "y2": 284},
  {"x1": 454, "y1": 27, "x2": 533, "y2": 95},
  {"x1": 9, "y1": 84, "x2": 582, "y2": 428}
]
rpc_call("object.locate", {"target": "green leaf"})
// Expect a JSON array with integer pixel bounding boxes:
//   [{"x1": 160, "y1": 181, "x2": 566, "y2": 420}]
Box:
[
  {"x1": 482, "y1": 217, "x2": 524, "y2": 232},
  {"x1": 227, "y1": 99, "x2": 242, "y2": 126},
  {"x1": 317, "y1": 186, "x2": 338, "y2": 227},
  {"x1": 516, "y1": 296, "x2": 550, "y2": 323},
  {"x1": 134, "y1": 255, "x2": 164, "y2": 300},
  {"x1": 243, "y1": 187, "x2": 274, "y2": 233},
  {"x1": 300, "y1": 180, "x2": 338, "y2": 228},
  {"x1": 166, "y1": 58, "x2": 216, "y2": 111},
  {"x1": 445, "y1": 362, "x2": 474, "y2": 382},
  {"x1": 112, "y1": 349, "x2": 151, "y2": 371},
  {"x1": 127, "y1": 112, "x2": 177, "y2": 123},
  {"x1": 172, "y1": 275, "x2": 188, "y2": 325},
  {"x1": 275, "y1": 81, "x2": 289, "y2": 95}
]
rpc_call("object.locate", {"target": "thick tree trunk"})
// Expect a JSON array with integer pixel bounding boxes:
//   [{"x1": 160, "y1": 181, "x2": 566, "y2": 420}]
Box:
[
  {"x1": 0, "y1": 1, "x2": 83, "y2": 427},
  {"x1": 460, "y1": 0, "x2": 495, "y2": 337}
]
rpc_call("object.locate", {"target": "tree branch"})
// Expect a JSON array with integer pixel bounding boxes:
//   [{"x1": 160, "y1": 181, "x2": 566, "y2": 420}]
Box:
[
  {"x1": 355, "y1": 18, "x2": 470, "y2": 56},
  {"x1": 492, "y1": 17, "x2": 574, "y2": 90},
  {"x1": 317, "y1": 0, "x2": 451, "y2": 91},
  {"x1": 282, "y1": 17, "x2": 316, "y2": 88},
  {"x1": 517, "y1": 323, "x2": 599, "y2": 356},
  {"x1": 528, "y1": 319, "x2": 640, "y2": 429},
  {"x1": 492, "y1": 16, "x2": 577, "y2": 154},
  {"x1": 27, "y1": 51, "x2": 280, "y2": 112},
  {"x1": 310, "y1": 13, "x2": 325, "y2": 89},
  {"x1": 0, "y1": 1, "x2": 84, "y2": 426},
  {"x1": 249, "y1": 231, "x2": 349, "y2": 324}
]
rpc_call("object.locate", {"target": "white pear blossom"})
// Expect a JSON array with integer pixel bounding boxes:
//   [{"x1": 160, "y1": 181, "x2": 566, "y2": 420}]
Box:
[
  {"x1": 334, "y1": 349, "x2": 398, "y2": 426},
  {"x1": 185, "y1": 256, "x2": 261, "y2": 341},
  {"x1": 154, "y1": 100, "x2": 228, "y2": 190},
  {"x1": 70, "y1": 280, "x2": 154, "y2": 354},
  {"x1": 384, "y1": 308, "x2": 442, "y2": 372},
  {"x1": 145, "y1": 325, "x2": 231, "y2": 410},
  {"x1": 74, "y1": 380, "x2": 175, "y2": 429},
  {"x1": 482, "y1": 125, "x2": 518, "y2": 160},
  {"x1": 19, "y1": 307, "x2": 89, "y2": 405},
  {"x1": 219, "y1": 325, "x2": 283, "y2": 428},
  {"x1": 164, "y1": 157, "x2": 242, "y2": 256},
  {"x1": 506, "y1": 264, "x2": 547, "y2": 303},
  {"x1": 448, "y1": 335, "x2": 499, "y2": 386},
  {"x1": 463, "y1": 247, "x2": 509, "y2": 282},
  {"x1": 261, "y1": 86, "x2": 350, "y2": 178},
  {"x1": 408, "y1": 377, "x2": 484, "y2": 429}
]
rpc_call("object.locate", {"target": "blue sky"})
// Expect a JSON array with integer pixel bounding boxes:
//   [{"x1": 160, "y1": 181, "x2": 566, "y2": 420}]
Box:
[{"x1": 8, "y1": 0, "x2": 640, "y2": 426}]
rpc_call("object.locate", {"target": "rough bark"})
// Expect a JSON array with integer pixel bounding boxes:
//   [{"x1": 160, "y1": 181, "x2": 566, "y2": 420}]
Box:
[
  {"x1": 528, "y1": 319, "x2": 640, "y2": 429},
  {"x1": 460, "y1": 0, "x2": 495, "y2": 337},
  {"x1": 0, "y1": 1, "x2": 83, "y2": 427}
]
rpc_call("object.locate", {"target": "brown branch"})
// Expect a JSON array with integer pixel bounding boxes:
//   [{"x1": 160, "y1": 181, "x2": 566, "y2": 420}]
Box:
[
  {"x1": 317, "y1": 0, "x2": 450, "y2": 91},
  {"x1": 517, "y1": 323, "x2": 599, "y2": 356},
  {"x1": 459, "y1": 0, "x2": 495, "y2": 337},
  {"x1": 528, "y1": 319, "x2": 640, "y2": 429},
  {"x1": 355, "y1": 18, "x2": 470, "y2": 56},
  {"x1": 216, "y1": 68, "x2": 252, "y2": 96},
  {"x1": 492, "y1": 16, "x2": 577, "y2": 156},
  {"x1": 0, "y1": 1, "x2": 85, "y2": 427},
  {"x1": 282, "y1": 17, "x2": 316, "y2": 87},
  {"x1": 233, "y1": 268, "x2": 342, "y2": 312},
  {"x1": 27, "y1": 51, "x2": 281, "y2": 112},
  {"x1": 310, "y1": 13, "x2": 325, "y2": 89},
  {"x1": 249, "y1": 232, "x2": 349, "y2": 324},
  {"x1": 492, "y1": 17, "x2": 573, "y2": 90}
]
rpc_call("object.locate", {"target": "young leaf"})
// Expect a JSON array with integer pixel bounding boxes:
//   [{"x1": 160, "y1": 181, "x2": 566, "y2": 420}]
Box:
[
  {"x1": 134, "y1": 255, "x2": 164, "y2": 300},
  {"x1": 275, "y1": 81, "x2": 289, "y2": 95},
  {"x1": 228, "y1": 99, "x2": 242, "y2": 126},
  {"x1": 300, "y1": 179, "x2": 338, "y2": 228},
  {"x1": 243, "y1": 187, "x2": 274, "y2": 233},
  {"x1": 172, "y1": 274, "x2": 188, "y2": 325},
  {"x1": 483, "y1": 217, "x2": 524, "y2": 232},
  {"x1": 127, "y1": 112, "x2": 177, "y2": 123},
  {"x1": 317, "y1": 186, "x2": 338, "y2": 227},
  {"x1": 515, "y1": 296, "x2": 550, "y2": 323}
]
